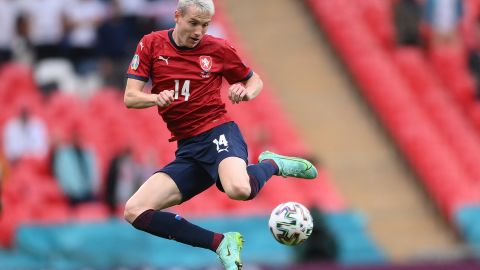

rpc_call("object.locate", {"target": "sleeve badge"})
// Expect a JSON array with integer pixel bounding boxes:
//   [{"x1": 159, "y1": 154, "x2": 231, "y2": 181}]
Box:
[{"x1": 131, "y1": 54, "x2": 140, "y2": 70}]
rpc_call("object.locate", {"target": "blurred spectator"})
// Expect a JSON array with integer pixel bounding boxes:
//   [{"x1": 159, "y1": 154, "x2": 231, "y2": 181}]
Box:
[
  {"x1": 467, "y1": 10, "x2": 480, "y2": 99},
  {"x1": 51, "y1": 127, "x2": 100, "y2": 206},
  {"x1": 144, "y1": 0, "x2": 177, "y2": 30},
  {"x1": 104, "y1": 147, "x2": 142, "y2": 215},
  {"x1": 0, "y1": 0, "x2": 19, "y2": 65},
  {"x1": 138, "y1": 149, "x2": 159, "y2": 181},
  {"x1": 115, "y1": 0, "x2": 152, "y2": 41},
  {"x1": 423, "y1": 0, "x2": 464, "y2": 45},
  {"x1": 18, "y1": 0, "x2": 68, "y2": 62},
  {"x1": 295, "y1": 206, "x2": 338, "y2": 263},
  {"x1": 33, "y1": 58, "x2": 78, "y2": 96},
  {"x1": 97, "y1": 0, "x2": 134, "y2": 89},
  {"x1": 393, "y1": 0, "x2": 423, "y2": 46},
  {"x1": 116, "y1": 0, "x2": 147, "y2": 20},
  {"x1": 65, "y1": 0, "x2": 106, "y2": 75},
  {"x1": 2, "y1": 107, "x2": 49, "y2": 164}
]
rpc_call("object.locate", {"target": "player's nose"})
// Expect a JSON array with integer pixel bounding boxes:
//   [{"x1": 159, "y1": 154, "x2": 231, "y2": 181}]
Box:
[{"x1": 194, "y1": 26, "x2": 204, "y2": 36}]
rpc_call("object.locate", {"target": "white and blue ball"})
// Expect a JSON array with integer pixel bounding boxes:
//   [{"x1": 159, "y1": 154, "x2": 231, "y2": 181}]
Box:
[{"x1": 268, "y1": 201, "x2": 314, "y2": 246}]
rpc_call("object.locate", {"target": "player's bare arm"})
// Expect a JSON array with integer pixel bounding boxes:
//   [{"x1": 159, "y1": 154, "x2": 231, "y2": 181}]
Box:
[
  {"x1": 124, "y1": 78, "x2": 174, "y2": 108},
  {"x1": 228, "y1": 72, "x2": 263, "y2": 104},
  {"x1": 155, "y1": 90, "x2": 175, "y2": 107}
]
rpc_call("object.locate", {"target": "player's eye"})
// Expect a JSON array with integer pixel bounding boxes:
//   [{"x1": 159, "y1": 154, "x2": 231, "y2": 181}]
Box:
[{"x1": 203, "y1": 23, "x2": 209, "y2": 27}]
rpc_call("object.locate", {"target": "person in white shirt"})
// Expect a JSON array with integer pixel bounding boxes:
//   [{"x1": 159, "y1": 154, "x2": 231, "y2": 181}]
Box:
[
  {"x1": 19, "y1": 0, "x2": 67, "y2": 62},
  {"x1": 0, "y1": 0, "x2": 19, "y2": 64},
  {"x1": 2, "y1": 107, "x2": 49, "y2": 164},
  {"x1": 424, "y1": 0, "x2": 463, "y2": 44},
  {"x1": 65, "y1": 0, "x2": 106, "y2": 74}
]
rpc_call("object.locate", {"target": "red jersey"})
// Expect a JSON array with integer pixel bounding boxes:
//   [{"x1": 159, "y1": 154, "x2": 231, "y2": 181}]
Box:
[{"x1": 126, "y1": 29, "x2": 253, "y2": 141}]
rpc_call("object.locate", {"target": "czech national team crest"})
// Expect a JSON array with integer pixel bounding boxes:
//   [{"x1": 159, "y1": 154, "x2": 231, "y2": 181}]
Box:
[{"x1": 199, "y1": 56, "x2": 212, "y2": 78}]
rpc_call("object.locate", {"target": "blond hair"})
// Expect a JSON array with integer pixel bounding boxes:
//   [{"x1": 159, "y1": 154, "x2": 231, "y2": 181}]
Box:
[{"x1": 177, "y1": 0, "x2": 215, "y2": 15}]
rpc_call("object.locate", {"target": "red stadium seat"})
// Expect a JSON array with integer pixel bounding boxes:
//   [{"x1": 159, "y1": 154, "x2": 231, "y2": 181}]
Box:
[
  {"x1": 394, "y1": 47, "x2": 480, "y2": 185},
  {"x1": 355, "y1": 0, "x2": 395, "y2": 49},
  {"x1": 306, "y1": 0, "x2": 480, "y2": 220},
  {"x1": 429, "y1": 45, "x2": 476, "y2": 109}
]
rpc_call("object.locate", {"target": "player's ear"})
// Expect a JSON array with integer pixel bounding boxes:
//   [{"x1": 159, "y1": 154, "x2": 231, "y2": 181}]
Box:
[{"x1": 174, "y1": 9, "x2": 181, "y2": 23}]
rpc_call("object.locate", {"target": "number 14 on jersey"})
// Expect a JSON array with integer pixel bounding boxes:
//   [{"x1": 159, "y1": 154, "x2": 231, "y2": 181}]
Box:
[{"x1": 174, "y1": 79, "x2": 190, "y2": 101}]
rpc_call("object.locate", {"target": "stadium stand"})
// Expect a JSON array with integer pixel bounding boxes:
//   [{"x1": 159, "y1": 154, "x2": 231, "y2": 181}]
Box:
[
  {"x1": 307, "y1": 0, "x2": 480, "y2": 258},
  {"x1": 0, "y1": 1, "x2": 385, "y2": 269}
]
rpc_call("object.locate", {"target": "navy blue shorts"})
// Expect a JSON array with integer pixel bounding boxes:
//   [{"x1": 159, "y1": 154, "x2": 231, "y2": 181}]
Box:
[{"x1": 158, "y1": 121, "x2": 248, "y2": 202}]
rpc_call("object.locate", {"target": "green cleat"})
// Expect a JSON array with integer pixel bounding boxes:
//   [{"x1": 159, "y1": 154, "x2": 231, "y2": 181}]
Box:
[
  {"x1": 216, "y1": 232, "x2": 244, "y2": 270},
  {"x1": 258, "y1": 151, "x2": 318, "y2": 179}
]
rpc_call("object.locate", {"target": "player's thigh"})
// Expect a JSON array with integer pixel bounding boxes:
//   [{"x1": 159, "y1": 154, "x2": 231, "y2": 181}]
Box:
[
  {"x1": 161, "y1": 158, "x2": 215, "y2": 202},
  {"x1": 218, "y1": 156, "x2": 250, "y2": 199},
  {"x1": 124, "y1": 172, "x2": 182, "y2": 223}
]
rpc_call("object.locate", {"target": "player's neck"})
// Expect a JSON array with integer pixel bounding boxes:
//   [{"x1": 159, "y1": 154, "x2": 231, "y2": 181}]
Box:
[{"x1": 171, "y1": 29, "x2": 183, "y2": 47}]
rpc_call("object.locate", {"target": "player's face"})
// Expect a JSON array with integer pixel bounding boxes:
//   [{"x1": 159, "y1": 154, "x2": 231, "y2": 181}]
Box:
[{"x1": 174, "y1": 6, "x2": 212, "y2": 48}]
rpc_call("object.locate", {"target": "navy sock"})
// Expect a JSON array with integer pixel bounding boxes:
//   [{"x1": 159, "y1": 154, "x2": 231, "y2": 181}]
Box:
[
  {"x1": 246, "y1": 161, "x2": 278, "y2": 200},
  {"x1": 132, "y1": 209, "x2": 223, "y2": 251}
]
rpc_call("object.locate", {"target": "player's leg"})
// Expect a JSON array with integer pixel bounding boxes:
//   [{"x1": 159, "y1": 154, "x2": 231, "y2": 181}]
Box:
[
  {"x1": 210, "y1": 122, "x2": 278, "y2": 201},
  {"x1": 216, "y1": 123, "x2": 318, "y2": 201},
  {"x1": 124, "y1": 164, "x2": 224, "y2": 252},
  {"x1": 223, "y1": 151, "x2": 318, "y2": 200},
  {"x1": 211, "y1": 122, "x2": 278, "y2": 201},
  {"x1": 217, "y1": 157, "x2": 249, "y2": 200},
  {"x1": 124, "y1": 172, "x2": 182, "y2": 222},
  {"x1": 218, "y1": 156, "x2": 277, "y2": 200}
]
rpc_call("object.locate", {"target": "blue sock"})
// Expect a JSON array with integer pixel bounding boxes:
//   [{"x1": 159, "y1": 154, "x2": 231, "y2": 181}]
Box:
[
  {"x1": 132, "y1": 209, "x2": 223, "y2": 251},
  {"x1": 246, "y1": 161, "x2": 278, "y2": 200}
]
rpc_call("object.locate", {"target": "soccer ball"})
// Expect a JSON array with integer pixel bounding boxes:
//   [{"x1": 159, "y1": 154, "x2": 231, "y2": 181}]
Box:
[{"x1": 268, "y1": 201, "x2": 314, "y2": 246}]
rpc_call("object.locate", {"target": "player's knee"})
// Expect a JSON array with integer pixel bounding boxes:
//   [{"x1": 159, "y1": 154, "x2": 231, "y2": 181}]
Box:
[
  {"x1": 124, "y1": 199, "x2": 146, "y2": 224},
  {"x1": 224, "y1": 182, "x2": 251, "y2": 200}
]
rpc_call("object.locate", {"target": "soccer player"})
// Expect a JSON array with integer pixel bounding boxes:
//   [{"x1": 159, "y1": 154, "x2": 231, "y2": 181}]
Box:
[{"x1": 123, "y1": 1, "x2": 318, "y2": 269}]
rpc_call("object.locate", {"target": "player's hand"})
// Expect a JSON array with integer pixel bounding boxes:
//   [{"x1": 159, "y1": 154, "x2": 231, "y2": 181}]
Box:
[
  {"x1": 228, "y1": 83, "x2": 249, "y2": 104},
  {"x1": 155, "y1": 90, "x2": 175, "y2": 107}
]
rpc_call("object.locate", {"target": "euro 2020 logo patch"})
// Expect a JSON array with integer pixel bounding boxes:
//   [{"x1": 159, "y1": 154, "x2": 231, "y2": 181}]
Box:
[
  {"x1": 131, "y1": 54, "x2": 140, "y2": 70},
  {"x1": 199, "y1": 55, "x2": 212, "y2": 78}
]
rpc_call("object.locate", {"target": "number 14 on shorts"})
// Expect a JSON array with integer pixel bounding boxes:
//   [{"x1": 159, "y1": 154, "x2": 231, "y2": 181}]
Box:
[{"x1": 213, "y1": 134, "x2": 229, "y2": 153}]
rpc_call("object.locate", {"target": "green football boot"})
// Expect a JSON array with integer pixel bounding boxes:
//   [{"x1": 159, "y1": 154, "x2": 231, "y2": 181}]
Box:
[
  {"x1": 258, "y1": 151, "x2": 318, "y2": 179},
  {"x1": 216, "y1": 232, "x2": 244, "y2": 270}
]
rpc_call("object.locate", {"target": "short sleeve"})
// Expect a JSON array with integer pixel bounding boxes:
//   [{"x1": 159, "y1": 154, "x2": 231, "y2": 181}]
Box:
[
  {"x1": 126, "y1": 35, "x2": 153, "y2": 82},
  {"x1": 222, "y1": 41, "x2": 253, "y2": 84}
]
